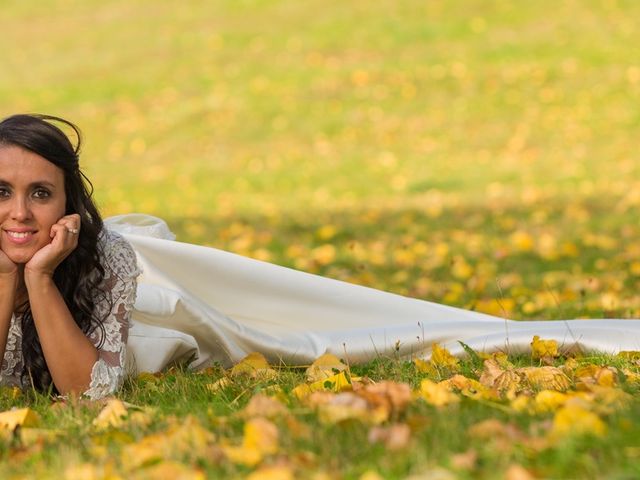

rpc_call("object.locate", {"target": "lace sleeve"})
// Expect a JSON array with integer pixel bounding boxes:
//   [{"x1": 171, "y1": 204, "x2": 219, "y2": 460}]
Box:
[{"x1": 83, "y1": 230, "x2": 141, "y2": 400}]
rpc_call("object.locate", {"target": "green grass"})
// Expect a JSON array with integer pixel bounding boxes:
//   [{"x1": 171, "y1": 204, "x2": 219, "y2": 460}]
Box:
[{"x1": 2, "y1": 0, "x2": 640, "y2": 477}]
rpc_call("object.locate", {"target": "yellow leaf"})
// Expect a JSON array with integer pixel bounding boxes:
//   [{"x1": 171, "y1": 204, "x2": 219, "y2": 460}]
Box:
[
  {"x1": 293, "y1": 371, "x2": 352, "y2": 400},
  {"x1": 417, "y1": 379, "x2": 460, "y2": 407},
  {"x1": 19, "y1": 428, "x2": 62, "y2": 446},
  {"x1": 317, "y1": 392, "x2": 383, "y2": 425},
  {"x1": 550, "y1": 406, "x2": 607, "y2": 439},
  {"x1": 534, "y1": 390, "x2": 569, "y2": 413},
  {"x1": 444, "y1": 374, "x2": 497, "y2": 400},
  {"x1": 206, "y1": 377, "x2": 232, "y2": 392},
  {"x1": 93, "y1": 399, "x2": 128, "y2": 429},
  {"x1": 414, "y1": 358, "x2": 437, "y2": 375},
  {"x1": 430, "y1": 343, "x2": 460, "y2": 370},
  {"x1": 519, "y1": 366, "x2": 570, "y2": 391},
  {"x1": 131, "y1": 461, "x2": 206, "y2": 480},
  {"x1": 0, "y1": 407, "x2": 40, "y2": 430},
  {"x1": 230, "y1": 352, "x2": 277, "y2": 379},
  {"x1": 531, "y1": 336, "x2": 559, "y2": 360},
  {"x1": 306, "y1": 353, "x2": 347, "y2": 382},
  {"x1": 241, "y1": 393, "x2": 288, "y2": 419},
  {"x1": 246, "y1": 466, "x2": 294, "y2": 480},
  {"x1": 222, "y1": 417, "x2": 279, "y2": 466}
]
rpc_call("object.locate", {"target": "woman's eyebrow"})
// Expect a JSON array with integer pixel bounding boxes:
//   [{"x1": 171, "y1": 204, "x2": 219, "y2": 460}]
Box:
[{"x1": 0, "y1": 180, "x2": 58, "y2": 188}]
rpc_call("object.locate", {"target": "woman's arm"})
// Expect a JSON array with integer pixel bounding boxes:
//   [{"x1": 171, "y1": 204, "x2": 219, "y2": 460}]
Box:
[
  {"x1": 23, "y1": 214, "x2": 98, "y2": 394},
  {"x1": 24, "y1": 272, "x2": 98, "y2": 394}
]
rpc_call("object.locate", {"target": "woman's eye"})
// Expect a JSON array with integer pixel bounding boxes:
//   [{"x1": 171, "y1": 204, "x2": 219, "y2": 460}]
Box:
[
  {"x1": 0, "y1": 188, "x2": 10, "y2": 198},
  {"x1": 33, "y1": 189, "x2": 51, "y2": 199}
]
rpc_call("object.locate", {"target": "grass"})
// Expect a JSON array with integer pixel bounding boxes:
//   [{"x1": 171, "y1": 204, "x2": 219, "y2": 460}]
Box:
[{"x1": 2, "y1": 0, "x2": 640, "y2": 477}]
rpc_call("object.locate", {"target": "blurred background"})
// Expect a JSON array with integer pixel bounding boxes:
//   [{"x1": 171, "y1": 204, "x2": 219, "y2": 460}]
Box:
[{"x1": 2, "y1": 0, "x2": 639, "y2": 319}]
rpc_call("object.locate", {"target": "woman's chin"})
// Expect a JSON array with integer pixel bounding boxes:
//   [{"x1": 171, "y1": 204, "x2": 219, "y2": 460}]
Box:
[{"x1": 2, "y1": 248, "x2": 35, "y2": 265}]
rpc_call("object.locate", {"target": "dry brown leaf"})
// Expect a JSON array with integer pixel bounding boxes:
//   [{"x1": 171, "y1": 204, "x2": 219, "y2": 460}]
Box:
[
  {"x1": 367, "y1": 423, "x2": 411, "y2": 451},
  {"x1": 479, "y1": 359, "x2": 506, "y2": 388},
  {"x1": 519, "y1": 366, "x2": 571, "y2": 391},
  {"x1": 450, "y1": 449, "x2": 478, "y2": 471},
  {"x1": 505, "y1": 463, "x2": 536, "y2": 480},
  {"x1": 241, "y1": 393, "x2": 288, "y2": 419},
  {"x1": 317, "y1": 392, "x2": 373, "y2": 424},
  {"x1": 358, "y1": 381, "x2": 412, "y2": 414}
]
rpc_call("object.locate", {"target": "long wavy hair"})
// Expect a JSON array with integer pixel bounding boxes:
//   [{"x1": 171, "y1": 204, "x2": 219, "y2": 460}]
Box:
[{"x1": 0, "y1": 114, "x2": 106, "y2": 393}]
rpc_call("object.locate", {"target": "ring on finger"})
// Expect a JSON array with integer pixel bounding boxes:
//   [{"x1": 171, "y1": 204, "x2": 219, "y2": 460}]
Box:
[{"x1": 67, "y1": 228, "x2": 79, "y2": 234}]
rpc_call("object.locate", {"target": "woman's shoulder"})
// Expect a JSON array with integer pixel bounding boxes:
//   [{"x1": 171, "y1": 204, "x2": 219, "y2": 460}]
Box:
[{"x1": 97, "y1": 228, "x2": 142, "y2": 279}]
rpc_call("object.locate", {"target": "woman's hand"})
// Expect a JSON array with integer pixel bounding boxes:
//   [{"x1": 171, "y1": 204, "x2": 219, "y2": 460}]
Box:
[{"x1": 24, "y1": 214, "x2": 81, "y2": 277}]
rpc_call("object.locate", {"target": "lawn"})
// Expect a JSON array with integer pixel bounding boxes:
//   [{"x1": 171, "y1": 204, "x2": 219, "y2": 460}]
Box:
[{"x1": 1, "y1": 0, "x2": 640, "y2": 478}]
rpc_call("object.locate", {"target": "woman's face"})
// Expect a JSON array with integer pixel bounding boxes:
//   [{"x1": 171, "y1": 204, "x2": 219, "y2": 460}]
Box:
[{"x1": 0, "y1": 145, "x2": 67, "y2": 264}]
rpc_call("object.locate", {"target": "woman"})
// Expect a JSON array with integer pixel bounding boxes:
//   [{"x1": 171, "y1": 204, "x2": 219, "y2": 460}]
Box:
[{"x1": 0, "y1": 114, "x2": 139, "y2": 399}]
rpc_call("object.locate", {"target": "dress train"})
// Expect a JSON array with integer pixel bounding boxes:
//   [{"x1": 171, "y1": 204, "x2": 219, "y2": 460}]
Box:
[{"x1": 104, "y1": 214, "x2": 640, "y2": 373}]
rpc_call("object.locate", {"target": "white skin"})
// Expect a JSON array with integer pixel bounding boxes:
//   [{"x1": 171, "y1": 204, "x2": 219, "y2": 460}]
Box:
[{"x1": 0, "y1": 145, "x2": 98, "y2": 394}]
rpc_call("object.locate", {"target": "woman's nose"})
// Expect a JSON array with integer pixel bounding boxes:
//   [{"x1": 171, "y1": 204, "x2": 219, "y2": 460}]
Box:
[{"x1": 10, "y1": 197, "x2": 32, "y2": 221}]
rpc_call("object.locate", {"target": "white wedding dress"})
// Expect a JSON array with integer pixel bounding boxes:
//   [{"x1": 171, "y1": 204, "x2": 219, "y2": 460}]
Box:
[{"x1": 104, "y1": 214, "x2": 640, "y2": 373}]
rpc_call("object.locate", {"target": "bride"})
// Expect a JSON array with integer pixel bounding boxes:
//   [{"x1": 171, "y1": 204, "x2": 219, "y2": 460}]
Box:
[{"x1": 2, "y1": 114, "x2": 639, "y2": 400}]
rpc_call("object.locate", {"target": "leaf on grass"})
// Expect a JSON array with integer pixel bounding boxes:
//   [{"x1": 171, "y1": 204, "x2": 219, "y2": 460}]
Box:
[
  {"x1": 317, "y1": 392, "x2": 374, "y2": 424},
  {"x1": 230, "y1": 352, "x2": 278, "y2": 379},
  {"x1": 241, "y1": 393, "x2": 288, "y2": 419},
  {"x1": 519, "y1": 366, "x2": 571, "y2": 391},
  {"x1": 414, "y1": 358, "x2": 437, "y2": 375},
  {"x1": 417, "y1": 379, "x2": 460, "y2": 407},
  {"x1": 444, "y1": 374, "x2": 497, "y2": 400},
  {"x1": 430, "y1": 343, "x2": 460, "y2": 370},
  {"x1": 531, "y1": 335, "x2": 559, "y2": 361},
  {"x1": 121, "y1": 416, "x2": 215, "y2": 471},
  {"x1": 222, "y1": 417, "x2": 279, "y2": 466},
  {"x1": 358, "y1": 381, "x2": 412, "y2": 415},
  {"x1": 505, "y1": 464, "x2": 536, "y2": 480},
  {"x1": 19, "y1": 428, "x2": 62, "y2": 446},
  {"x1": 292, "y1": 370, "x2": 352, "y2": 400},
  {"x1": 534, "y1": 390, "x2": 569, "y2": 413},
  {"x1": 368, "y1": 423, "x2": 411, "y2": 450},
  {"x1": 246, "y1": 465, "x2": 294, "y2": 480},
  {"x1": 93, "y1": 399, "x2": 128, "y2": 429},
  {"x1": 575, "y1": 365, "x2": 618, "y2": 387},
  {"x1": 130, "y1": 461, "x2": 206, "y2": 480},
  {"x1": 550, "y1": 405, "x2": 607, "y2": 439},
  {"x1": 305, "y1": 353, "x2": 347, "y2": 382},
  {"x1": 0, "y1": 408, "x2": 40, "y2": 430}
]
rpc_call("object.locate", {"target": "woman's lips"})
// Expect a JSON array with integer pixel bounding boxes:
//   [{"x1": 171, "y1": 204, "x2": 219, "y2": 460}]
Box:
[{"x1": 3, "y1": 229, "x2": 37, "y2": 245}]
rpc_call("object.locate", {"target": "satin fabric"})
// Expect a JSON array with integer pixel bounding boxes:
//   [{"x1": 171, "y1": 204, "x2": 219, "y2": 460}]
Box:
[{"x1": 104, "y1": 215, "x2": 640, "y2": 373}]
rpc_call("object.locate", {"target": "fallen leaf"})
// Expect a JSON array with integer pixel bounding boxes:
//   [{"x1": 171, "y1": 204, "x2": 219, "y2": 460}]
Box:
[
  {"x1": 241, "y1": 393, "x2": 288, "y2": 419},
  {"x1": 306, "y1": 353, "x2": 347, "y2": 382},
  {"x1": 93, "y1": 399, "x2": 128, "y2": 429},
  {"x1": 230, "y1": 352, "x2": 278, "y2": 379},
  {"x1": 246, "y1": 465, "x2": 294, "y2": 480},
  {"x1": 550, "y1": 406, "x2": 607, "y2": 439},
  {"x1": 417, "y1": 379, "x2": 460, "y2": 407},
  {"x1": 0, "y1": 408, "x2": 40, "y2": 430},
  {"x1": 367, "y1": 423, "x2": 411, "y2": 450},
  {"x1": 430, "y1": 343, "x2": 460, "y2": 370},
  {"x1": 531, "y1": 335, "x2": 559, "y2": 361}
]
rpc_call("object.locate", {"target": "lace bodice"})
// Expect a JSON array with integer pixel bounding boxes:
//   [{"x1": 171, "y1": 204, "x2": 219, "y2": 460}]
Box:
[{"x1": 0, "y1": 229, "x2": 140, "y2": 399}]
